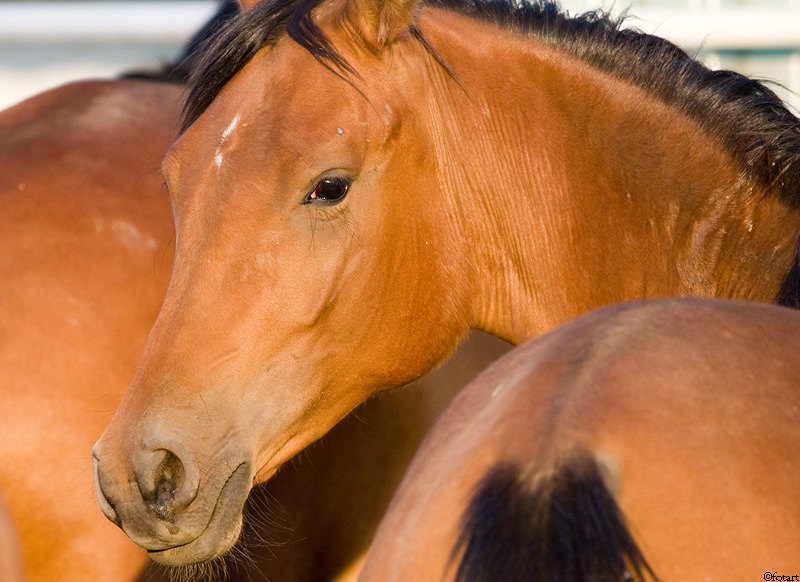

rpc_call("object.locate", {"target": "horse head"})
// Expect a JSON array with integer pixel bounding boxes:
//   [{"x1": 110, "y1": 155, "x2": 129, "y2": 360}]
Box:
[{"x1": 91, "y1": 0, "x2": 470, "y2": 565}]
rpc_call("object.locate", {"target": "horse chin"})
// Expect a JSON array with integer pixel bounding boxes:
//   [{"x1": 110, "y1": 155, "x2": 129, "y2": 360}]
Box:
[
  {"x1": 145, "y1": 462, "x2": 251, "y2": 567},
  {"x1": 147, "y1": 518, "x2": 243, "y2": 567}
]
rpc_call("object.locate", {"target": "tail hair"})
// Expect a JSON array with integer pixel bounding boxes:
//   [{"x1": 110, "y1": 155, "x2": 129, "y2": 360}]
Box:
[{"x1": 453, "y1": 450, "x2": 658, "y2": 582}]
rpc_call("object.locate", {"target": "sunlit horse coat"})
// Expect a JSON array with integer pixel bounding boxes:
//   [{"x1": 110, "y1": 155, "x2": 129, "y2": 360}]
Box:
[{"x1": 93, "y1": 0, "x2": 800, "y2": 571}]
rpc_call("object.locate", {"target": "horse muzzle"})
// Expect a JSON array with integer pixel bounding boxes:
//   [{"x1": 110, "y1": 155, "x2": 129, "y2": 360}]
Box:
[{"x1": 91, "y1": 439, "x2": 253, "y2": 566}]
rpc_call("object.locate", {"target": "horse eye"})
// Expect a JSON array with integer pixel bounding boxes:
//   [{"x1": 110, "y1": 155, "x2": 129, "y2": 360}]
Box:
[{"x1": 304, "y1": 177, "x2": 351, "y2": 205}]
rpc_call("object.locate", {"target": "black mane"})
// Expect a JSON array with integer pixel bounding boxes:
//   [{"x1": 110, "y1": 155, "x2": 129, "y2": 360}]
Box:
[
  {"x1": 182, "y1": 0, "x2": 800, "y2": 210},
  {"x1": 437, "y1": 0, "x2": 800, "y2": 209}
]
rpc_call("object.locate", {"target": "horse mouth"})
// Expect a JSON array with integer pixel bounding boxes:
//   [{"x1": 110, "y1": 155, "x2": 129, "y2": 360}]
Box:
[{"x1": 145, "y1": 461, "x2": 252, "y2": 566}]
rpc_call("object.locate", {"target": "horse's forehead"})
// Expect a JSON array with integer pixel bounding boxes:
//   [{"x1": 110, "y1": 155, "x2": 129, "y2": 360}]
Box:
[
  {"x1": 217, "y1": 49, "x2": 280, "y2": 115},
  {"x1": 168, "y1": 38, "x2": 398, "y2": 186},
  {"x1": 225, "y1": 50, "x2": 398, "y2": 151},
  {"x1": 218, "y1": 45, "x2": 371, "y2": 128}
]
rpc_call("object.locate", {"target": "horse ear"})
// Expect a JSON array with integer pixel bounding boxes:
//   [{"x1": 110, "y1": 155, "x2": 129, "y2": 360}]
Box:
[{"x1": 346, "y1": 0, "x2": 419, "y2": 50}]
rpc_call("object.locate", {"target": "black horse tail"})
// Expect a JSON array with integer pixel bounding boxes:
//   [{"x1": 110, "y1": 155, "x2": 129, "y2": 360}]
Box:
[{"x1": 453, "y1": 450, "x2": 659, "y2": 582}]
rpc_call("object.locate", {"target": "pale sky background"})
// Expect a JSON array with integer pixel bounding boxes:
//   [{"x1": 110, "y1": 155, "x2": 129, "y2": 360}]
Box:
[{"x1": 1, "y1": 0, "x2": 800, "y2": 111}]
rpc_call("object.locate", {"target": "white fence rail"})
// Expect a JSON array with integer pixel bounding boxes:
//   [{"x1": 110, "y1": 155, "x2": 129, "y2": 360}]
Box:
[
  {"x1": 626, "y1": 8, "x2": 800, "y2": 51},
  {"x1": 1, "y1": 1, "x2": 800, "y2": 109},
  {"x1": 3, "y1": 1, "x2": 800, "y2": 49},
  {"x1": 0, "y1": 1, "x2": 217, "y2": 44}
]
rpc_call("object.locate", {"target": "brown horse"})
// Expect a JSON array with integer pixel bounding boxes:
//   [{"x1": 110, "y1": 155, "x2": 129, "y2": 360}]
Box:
[
  {"x1": 359, "y1": 298, "x2": 800, "y2": 581},
  {"x1": 0, "y1": 61, "x2": 506, "y2": 582},
  {"x1": 92, "y1": 0, "x2": 800, "y2": 569},
  {"x1": 0, "y1": 78, "x2": 179, "y2": 581}
]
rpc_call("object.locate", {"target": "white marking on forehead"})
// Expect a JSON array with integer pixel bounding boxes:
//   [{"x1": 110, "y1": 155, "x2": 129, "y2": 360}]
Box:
[
  {"x1": 222, "y1": 115, "x2": 240, "y2": 140},
  {"x1": 215, "y1": 114, "x2": 241, "y2": 170}
]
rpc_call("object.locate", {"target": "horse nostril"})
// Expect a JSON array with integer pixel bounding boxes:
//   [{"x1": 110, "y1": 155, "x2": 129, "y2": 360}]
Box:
[
  {"x1": 152, "y1": 450, "x2": 184, "y2": 520},
  {"x1": 136, "y1": 446, "x2": 199, "y2": 522}
]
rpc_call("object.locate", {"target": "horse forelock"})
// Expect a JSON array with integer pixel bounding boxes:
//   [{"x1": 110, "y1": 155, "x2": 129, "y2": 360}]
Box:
[{"x1": 182, "y1": 0, "x2": 800, "y2": 210}]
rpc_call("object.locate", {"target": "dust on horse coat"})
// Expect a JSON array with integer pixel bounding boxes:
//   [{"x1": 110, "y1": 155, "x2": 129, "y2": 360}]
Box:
[
  {"x1": 358, "y1": 298, "x2": 800, "y2": 581},
  {"x1": 92, "y1": 0, "x2": 800, "y2": 567},
  {"x1": 0, "y1": 76, "x2": 506, "y2": 582}
]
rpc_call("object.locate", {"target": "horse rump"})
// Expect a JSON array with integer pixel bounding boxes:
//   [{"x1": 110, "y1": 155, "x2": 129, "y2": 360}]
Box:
[{"x1": 453, "y1": 450, "x2": 658, "y2": 582}]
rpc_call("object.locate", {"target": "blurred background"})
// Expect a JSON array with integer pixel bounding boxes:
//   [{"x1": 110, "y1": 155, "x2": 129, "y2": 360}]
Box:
[{"x1": 1, "y1": 0, "x2": 800, "y2": 111}]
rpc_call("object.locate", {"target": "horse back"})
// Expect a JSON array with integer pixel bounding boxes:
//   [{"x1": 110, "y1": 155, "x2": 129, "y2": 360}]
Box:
[{"x1": 360, "y1": 298, "x2": 800, "y2": 581}]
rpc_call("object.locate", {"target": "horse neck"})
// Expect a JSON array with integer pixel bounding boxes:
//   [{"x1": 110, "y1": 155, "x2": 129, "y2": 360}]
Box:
[{"x1": 412, "y1": 8, "x2": 800, "y2": 344}]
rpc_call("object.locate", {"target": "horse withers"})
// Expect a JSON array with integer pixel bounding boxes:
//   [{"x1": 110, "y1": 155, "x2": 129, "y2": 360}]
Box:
[
  {"x1": 92, "y1": 0, "x2": 800, "y2": 568},
  {"x1": 359, "y1": 298, "x2": 800, "y2": 581}
]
